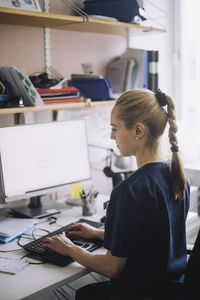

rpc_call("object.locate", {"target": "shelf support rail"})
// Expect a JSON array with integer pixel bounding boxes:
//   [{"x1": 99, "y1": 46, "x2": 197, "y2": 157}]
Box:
[
  {"x1": 60, "y1": 0, "x2": 89, "y2": 23},
  {"x1": 43, "y1": 0, "x2": 52, "y2": 76},
  {"x1": 43, "y1": 0, "x2": 89, "y2": 77}
]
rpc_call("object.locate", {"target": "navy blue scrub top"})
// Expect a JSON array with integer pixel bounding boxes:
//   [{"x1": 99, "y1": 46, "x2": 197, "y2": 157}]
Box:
[{"x1": 104, "y1": 162, "x2": 190, "y2": 295}]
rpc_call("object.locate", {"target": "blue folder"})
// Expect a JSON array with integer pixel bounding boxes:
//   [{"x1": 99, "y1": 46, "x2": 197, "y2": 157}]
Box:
[
  {"x1": 0, "y1": 218, "x2": 36, "y2": 243},
  {"x1": 70, "y1": 78, "x2": 113, "y2": 101}
]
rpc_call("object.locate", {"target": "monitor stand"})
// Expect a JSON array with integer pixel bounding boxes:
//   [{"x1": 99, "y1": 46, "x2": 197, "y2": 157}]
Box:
[{"x1": 11, "y1": 196, "x2": 67, "y2": 219}]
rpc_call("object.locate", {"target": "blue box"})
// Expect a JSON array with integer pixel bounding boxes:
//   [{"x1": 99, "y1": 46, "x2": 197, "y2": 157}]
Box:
[
  {"x1": 83, "y1": 0, "x2": 141, "y2": 23},
  {"x1": 0, "y1": 94, "x2": 9, "y2": 107},
  {"x1": 70, "y1": 78, "x2": 113, "y2": 101}
]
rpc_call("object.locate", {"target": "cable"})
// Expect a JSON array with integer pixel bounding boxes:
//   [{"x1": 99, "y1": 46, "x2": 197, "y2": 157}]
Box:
[
  {"x1": 0, "y1": 248, "x2": 24, "y2": 253},
  {"x1": 60, "y1": 0, "x2": 88, "y2": 20},
  {"x1": 0, "y1": 234, "x2": 34, "y2": 252},
  {"x1": 21, "y1": 253, "x2": 45, "y2": 265},
  {"x1": 17, "y1": 235, "x2": 29, "y2": 248},
  {"x1": 142, "y1": 0, "x2": 167, "y2": 29},
  {"x1": 16, "y1": 228, "x2": 50, "y2": 249},
  {"x1": 54, "y1": 221, "x2": 65, "y2": 228},
  {"x1": 1, "y1": 223, "x2": 63, "y2": 263},
  {"x1": 144, "y1": 0, "x2": 167, "y2": 18},
  {"x1": 31, "y1": 228, "x2": 51, "y2": 240}
]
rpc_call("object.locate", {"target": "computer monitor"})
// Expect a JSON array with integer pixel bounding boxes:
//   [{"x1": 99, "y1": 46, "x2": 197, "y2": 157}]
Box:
[{"x1": 0, "y1": 120, "x2": 90, "y2": 218}]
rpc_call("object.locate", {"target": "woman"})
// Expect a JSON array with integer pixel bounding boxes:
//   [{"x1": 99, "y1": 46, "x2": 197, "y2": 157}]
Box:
[{"x1": 43, "y1": 89, "x2": 190, "y2": 300}]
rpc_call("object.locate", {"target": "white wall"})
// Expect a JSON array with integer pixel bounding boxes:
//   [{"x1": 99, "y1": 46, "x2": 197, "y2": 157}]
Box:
[
  {"x1": 0, "y1": 0, "x2": 174, "y2": 197},
  {"x1": 130, "y1": 0, "x2": 174, "y2": 97}
]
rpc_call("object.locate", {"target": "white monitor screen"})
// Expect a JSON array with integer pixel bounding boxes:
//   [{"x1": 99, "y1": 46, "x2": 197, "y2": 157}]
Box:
[{"x1": 0, "y1": 120, "x2": 90, "y2": 202}]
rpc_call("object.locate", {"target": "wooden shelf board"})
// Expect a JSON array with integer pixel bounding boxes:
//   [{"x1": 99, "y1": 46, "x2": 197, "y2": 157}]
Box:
[
  {"x1": 0, "y1": 8, "x2": 84, "y2": 28},
  {"x1": 0, "y1": 7, "x2": 166, "y2": 36},
  {"x1": 0, "y1": 100, "x2": 116, "y2": 115}
]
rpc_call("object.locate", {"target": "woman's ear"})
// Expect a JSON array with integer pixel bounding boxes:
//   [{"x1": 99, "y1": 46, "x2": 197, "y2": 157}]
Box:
[{"x1": 135, "y1": 122, "x2": 146, "y2": 138}]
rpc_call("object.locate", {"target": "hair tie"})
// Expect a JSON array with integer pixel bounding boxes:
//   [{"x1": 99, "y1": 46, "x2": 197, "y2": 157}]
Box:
[
  {"x1": 155, "y1": 89, "x2": 167, "y2": 107},
  {"x1": 171, "y1": 145, "x2": 179, "y2": 153}
]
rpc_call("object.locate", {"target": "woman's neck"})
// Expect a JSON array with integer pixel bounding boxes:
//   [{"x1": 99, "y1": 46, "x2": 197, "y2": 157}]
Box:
[{"x1": 136, "y1": 148, "x2": 162, "y2": 169}]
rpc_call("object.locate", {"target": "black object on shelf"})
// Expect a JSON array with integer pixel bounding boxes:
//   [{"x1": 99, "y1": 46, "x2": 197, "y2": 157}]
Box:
[
  {"x1": 148, "y1": 50, "x2": 159, "y2": 92},
  {"x1": 83, "y1": 0, "x2": 147, "y2": 23},
  {"x1": 29, "y1": 72, "x2": 63, "y2": 89}
]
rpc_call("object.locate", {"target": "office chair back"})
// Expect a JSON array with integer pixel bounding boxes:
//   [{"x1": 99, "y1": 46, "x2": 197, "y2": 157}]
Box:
[
  {"x1": 143, "y1": 228, "x2": 200, "y2": 300},
  {"x1": 184, "y1": 228, "x2": 200, "y2": 299}
]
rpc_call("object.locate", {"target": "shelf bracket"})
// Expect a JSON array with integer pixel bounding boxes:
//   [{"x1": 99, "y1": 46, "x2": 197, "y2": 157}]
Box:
[
  {"x1": 43, "y1": 0, "x2": 51, "y2": 76},
  {"x1": 126, "y1": 27, "x2": 131, "y2": 48}
]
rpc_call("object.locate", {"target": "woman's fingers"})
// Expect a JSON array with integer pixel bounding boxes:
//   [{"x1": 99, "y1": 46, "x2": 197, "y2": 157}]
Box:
[{"x1": 68, "y1": 223, "x2": 82, "y2": 232}]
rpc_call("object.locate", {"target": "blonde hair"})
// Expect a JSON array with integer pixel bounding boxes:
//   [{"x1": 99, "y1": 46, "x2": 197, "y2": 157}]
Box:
[{"x1": 115, "y1": 89, "x2": 186, "y2": 200}]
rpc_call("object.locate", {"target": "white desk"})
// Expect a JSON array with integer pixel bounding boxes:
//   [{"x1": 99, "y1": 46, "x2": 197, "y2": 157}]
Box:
[
  {"x1": 1, "y1": 194, "x2": 199, "y2": 300},
  {"x1": 0, "y1": 195, "x2": 108, "y2": 300}
]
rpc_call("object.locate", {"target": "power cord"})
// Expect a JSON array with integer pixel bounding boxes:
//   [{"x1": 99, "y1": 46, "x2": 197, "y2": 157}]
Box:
[
  {"x1": 0, "y1": 248, "x2": 24, "y2": 253},
  {"x1": 31, "y1": 228, "x2": 51, "y2": 240},
  {"x1": 0, "y1": 218, "x2": 65, "y2": 265}
]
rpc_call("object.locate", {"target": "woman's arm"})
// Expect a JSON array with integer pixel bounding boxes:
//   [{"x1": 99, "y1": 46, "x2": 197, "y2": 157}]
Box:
[
  {"x1": 43, "y1": 233, "x2": 126, "y2": 278},
  {"x1": 70, "y1": 246, "x2": 127, "y2": 278}
]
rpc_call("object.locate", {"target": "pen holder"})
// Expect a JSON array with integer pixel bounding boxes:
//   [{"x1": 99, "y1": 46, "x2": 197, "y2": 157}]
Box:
[{"x1": 82, "y1": 196, "x2": 97, "y2": 216}]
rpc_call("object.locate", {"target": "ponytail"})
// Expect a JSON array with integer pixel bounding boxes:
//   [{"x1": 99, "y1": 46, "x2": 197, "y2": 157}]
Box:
[{"x1": 166, "y1": 95, "x2": 187, "y2": 200}]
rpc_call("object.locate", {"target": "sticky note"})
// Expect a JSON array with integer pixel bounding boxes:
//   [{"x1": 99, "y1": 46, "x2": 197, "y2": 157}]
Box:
[{"x1": 70, "y1": 182, "x2": 83, "y2": 199}]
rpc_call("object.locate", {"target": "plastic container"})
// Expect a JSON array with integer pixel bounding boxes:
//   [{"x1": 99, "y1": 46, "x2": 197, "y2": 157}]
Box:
[
  {"x1": 70, "y1": 78, "x2": 113, "y2": 101},
  {"x1": 83, "y1": 0, "x2": 140, "y2": 23}
]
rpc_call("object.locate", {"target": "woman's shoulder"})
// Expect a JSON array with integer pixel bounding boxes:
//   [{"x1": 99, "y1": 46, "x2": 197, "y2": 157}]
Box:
[{"x1": 112, "y1": 162, "x2": 171, "y2": 196}]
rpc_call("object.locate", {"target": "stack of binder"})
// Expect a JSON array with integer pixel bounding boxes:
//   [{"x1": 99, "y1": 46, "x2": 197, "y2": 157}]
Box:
[
  {"x1": 37, "y1": 87, "x2": 83, "y2": 104},
  {"x1": 106, "y1": 57, "x2": 137, "y2": 94},
  {"x1": 106, "y1": 48, "x2": 159, "y2": 93}
]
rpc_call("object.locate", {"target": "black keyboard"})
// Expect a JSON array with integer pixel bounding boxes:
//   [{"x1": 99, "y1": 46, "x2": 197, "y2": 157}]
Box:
[{"x1": 23, "y1": 218, "x2": 104, "y2": 267}]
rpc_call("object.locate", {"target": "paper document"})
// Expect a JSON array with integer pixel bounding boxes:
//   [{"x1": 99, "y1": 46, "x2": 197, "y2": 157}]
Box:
[{"x1": 0, "y1": 257, "x2": 29, "y2": 274}]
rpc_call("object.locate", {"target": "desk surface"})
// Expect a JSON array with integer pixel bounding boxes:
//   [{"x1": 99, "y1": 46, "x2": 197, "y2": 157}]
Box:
[
  {"x1": 0, "y1": 195, "x2": 108, "y2": 300},
  {"x1": 1, "y1": 195, "x2": 200, "y2": 300}
]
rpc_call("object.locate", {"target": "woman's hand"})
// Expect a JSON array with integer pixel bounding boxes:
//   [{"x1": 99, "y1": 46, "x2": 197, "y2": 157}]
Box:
[
  {"x1": 43, "y1": 232, "x2": 75, "y2": 256},
  {"x1": 67, "y1": 222, "x2": 99, "y2": 240}
]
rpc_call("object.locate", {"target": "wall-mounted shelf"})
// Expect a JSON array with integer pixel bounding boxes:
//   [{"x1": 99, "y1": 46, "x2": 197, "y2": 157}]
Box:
[
  {"x1": 0, "y1": 7, "x2": 166, "y2": 36},
  {"x1": 0, "y1": 7, "x2": 165, "y2": 116},
  {"x1": 0, "y1": 100, "x2": 116, "y2": 115}
]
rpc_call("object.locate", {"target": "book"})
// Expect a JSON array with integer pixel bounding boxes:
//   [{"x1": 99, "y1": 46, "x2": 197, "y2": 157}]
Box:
[
  {"x1": 71, "y1": 74, "x2": 102, "y2": 79},
  {"x1": 37, "y1": 87, "x2": 79, "y2": 94},
  {"x1": 130, "y1": 64, "x2": 137, "y2": 89},
  {"x1": 106, "y1": 58, "x2": 129, "y2": 93},
  {"x1": 143, "y1": 51, "x2": 149, "y2": 89},
  {"x1": 40, "y1": 92, "x2": 79, "y2": 98},
  {"x1": 121, "y1": 48, "x2": 149, "y2": 89},
  {"x1": 0, "y1": 217, "x2": 37, "y2": 243},
  {"x1": 123, "y1": 58, "x2": 136, "y2": 91},
  {"x1": 41, "y1": 94, "x2": 80, "y2": 100},
  {"x1": 43, "y1": 97, "x2": 83, "y2": 104},
  {"x1": 37, "y1": 87, "x2": 81, "y2": 103}
]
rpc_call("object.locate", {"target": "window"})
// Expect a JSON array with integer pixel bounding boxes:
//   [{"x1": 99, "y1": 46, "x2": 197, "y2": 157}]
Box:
[{"x1": 175, "y1": 0, "x2": 200, "y2": 165}]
